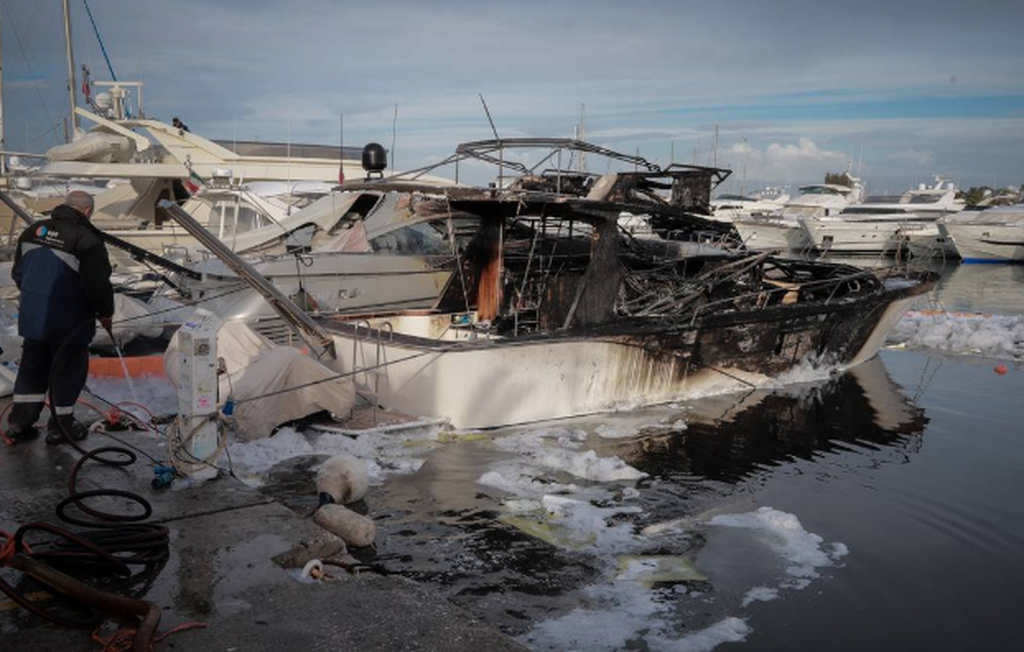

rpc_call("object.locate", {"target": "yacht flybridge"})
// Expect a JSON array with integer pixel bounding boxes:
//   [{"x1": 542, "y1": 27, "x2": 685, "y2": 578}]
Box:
[
  {"x1": 156, "y1": 139, "x2": 936, "y2": 429},
  {"x1": 710, "y1": 189, "x2": 790, "y2": 223},
  {"x1": 3, "y1": 76, "x2": 456, "y2": 271},
  {"x1": 40, "y1": 94, "x2": 365, "y2": 184}
]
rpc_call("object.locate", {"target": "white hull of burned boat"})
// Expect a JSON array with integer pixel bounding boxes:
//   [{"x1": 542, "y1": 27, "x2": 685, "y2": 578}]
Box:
[{"x1": 323, "y1": 290, "x2": 920, "y2": 430}]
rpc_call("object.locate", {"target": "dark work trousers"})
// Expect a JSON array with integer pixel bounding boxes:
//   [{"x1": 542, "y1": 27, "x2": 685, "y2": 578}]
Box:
[{"x1": 9, "y1": 338, "x2": 90, "y2": 430}]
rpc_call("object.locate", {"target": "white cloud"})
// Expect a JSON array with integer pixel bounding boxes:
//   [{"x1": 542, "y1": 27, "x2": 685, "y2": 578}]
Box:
[
  {"x1": 726, "y1": 138, "x2": 850, "y2": 183},
  {"x1": 886, "y1": 149, "x2": 935, "y2": 167}
]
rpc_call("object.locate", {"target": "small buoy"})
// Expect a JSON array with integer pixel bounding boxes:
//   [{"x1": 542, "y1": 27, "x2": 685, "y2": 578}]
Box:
[
  {"x1": 994, "y1": 364, "x2": 1008, "y2": 376},
  {"x1": 316, "y1": 454, "x2": 370, "y2": 505},
  {"x1": 313, "y1": 504, "x2": 376, "y2": 548}
]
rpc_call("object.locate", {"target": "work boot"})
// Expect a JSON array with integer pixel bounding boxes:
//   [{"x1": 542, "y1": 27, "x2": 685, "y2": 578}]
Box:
[
  {"x1": 5, "y1": 425, "x2": 40, "y2": 444},
  {"x1": 45, "y1": 418, "x2": 89, "y2": 446}
]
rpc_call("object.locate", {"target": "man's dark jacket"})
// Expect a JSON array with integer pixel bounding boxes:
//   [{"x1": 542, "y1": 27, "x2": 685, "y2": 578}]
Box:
[{"x1": 12, "y1": 205, "x2": 115, "y2": 345}]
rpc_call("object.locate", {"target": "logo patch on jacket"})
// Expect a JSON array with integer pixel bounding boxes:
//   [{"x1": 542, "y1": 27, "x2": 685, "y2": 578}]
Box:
[{"x1": 35, "y1": 225, "x2": 48, "y2": 237}]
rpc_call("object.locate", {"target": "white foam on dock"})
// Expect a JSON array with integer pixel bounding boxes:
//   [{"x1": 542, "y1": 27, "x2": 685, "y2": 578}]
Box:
[{"x1": 224, "y1": 423, "x2": 443, "y2": 485}]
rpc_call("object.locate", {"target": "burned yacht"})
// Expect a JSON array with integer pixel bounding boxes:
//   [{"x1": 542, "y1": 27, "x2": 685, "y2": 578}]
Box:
[{"x1": 161, "y1": 139, "x2": 936, "y2": 429}]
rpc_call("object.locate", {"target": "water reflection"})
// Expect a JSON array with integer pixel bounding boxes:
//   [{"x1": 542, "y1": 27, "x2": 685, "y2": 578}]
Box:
[
  {"x1": 616, "y1": 359, "x2": 927, "y2": 486},
  {"x1": 930, "y1": 264, "x2": 1024, "y2": 316},
  {"x1": 370, "y1": 356, "x2": 930, "y2": 637}
]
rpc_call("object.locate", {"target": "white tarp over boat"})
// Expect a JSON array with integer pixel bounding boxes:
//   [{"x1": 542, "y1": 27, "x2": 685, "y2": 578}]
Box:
[{"x1": 163, "y1": 321, "x2": 355, "y2": 440}]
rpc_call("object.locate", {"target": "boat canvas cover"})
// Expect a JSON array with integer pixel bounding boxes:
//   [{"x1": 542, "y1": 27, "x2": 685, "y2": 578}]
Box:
[{"x1": 163, "y1": 321, "x2": 355, "y2": 440}]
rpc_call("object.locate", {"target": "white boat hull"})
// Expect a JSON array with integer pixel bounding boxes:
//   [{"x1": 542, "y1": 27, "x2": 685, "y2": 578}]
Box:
[
  {"x1": 734, "y1": 219, "x2": 811, "y2": 251},
  {"x1": 803, "y1": 219, "x2": 909, "y2": 255},
  {"x1": 180, "y1": 254, "x2": 452, "y2": 321},
  {"x1": 904, "y1": 223, "x2": 959, "y2": 259},
  {"x1": 945, "y1": 223, "x2": 1024, "y2": 262}
]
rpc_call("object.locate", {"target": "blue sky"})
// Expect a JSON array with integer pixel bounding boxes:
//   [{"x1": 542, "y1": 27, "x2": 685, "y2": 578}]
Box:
[{"x1": 2, "y1": 0, "x2": 1022, "y2": 192}]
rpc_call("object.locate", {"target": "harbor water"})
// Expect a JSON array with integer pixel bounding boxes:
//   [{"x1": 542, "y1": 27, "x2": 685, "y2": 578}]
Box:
[{"x1": 350, "y1": 261, "x2": 1024, "y2": 651}]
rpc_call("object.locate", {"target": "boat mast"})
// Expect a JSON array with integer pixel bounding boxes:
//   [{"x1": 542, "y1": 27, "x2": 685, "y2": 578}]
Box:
[
  {"x1": 0, "y1": 6, "x2": 6, "y2": 174},
  {"x1": 577, "y1": 103, "x2": 586, "y2": 172},
  {"x1": 740, "y1": 137, "x2": 747, "y2": 197},
  {"x1": 62, "y1": 0, "x2": 79, "y2": 140}
]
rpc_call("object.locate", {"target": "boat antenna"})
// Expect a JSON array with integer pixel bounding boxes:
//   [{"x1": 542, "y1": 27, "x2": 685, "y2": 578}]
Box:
[
  {"x1": 62, "y1": 0, "x2": 80, "y2": 138},
  {"x1": 479, "y1": 93, "x2": 503, "y2": 187},
  {"x1": 390, "y1": 103, "x2": 398, "y2": 173},
  {"x1": 286, "y1": 114, "x2": 292, "y2": 215},
  {"x1": 479, "y1": 94, "x2": 500, "y2": 141},
  {"x1": 82, "y1": 0, "x2": 116, "y2": 81},
  {"x1": 338, "y1": 111, "x2": 345, "y2": 184},
  {"x1": 712, "y1": 124, "x2": 719, "y2": 168},
  {"x1": 741, "y1": 137, "x2": 747, "y2": 197},
  {"x1": 578, "y1": 102, "x2": 586, "y2": 172}
]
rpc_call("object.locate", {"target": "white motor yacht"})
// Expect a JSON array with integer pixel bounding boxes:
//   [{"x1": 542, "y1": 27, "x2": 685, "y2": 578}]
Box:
[
  {"x1": 734, "y1": 180, "x2": 863, "y2": 251},
  {"x1": 6, "y1": 80, "x2": 454, "y2": 270},
  {"x1": 709, "y1": 189, "x2": 789, "y2": 223},
  {"x1": 943, "y1": 204, "x2": 1024, "y2": 263},
  {"x1": 803, "y1": 180, "x2": 963, "y2": 256},
  {"x1": 164, "y1": 189, "x2": 476, "y2": 322}
]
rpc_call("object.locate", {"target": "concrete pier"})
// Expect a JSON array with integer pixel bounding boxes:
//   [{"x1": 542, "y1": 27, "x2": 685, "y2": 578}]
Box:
[{"x1": 0, "y1": 412, "x2": 525, "y2": 651}]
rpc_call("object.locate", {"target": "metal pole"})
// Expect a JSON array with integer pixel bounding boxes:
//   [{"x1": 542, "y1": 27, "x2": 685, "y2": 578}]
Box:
[
  {"x1": 0, "y1": 6, "x2": 5, "y2": 175},
  {"x1": 0, "y1": 189, "x2": 38, "y2": 226},
  {"x1": 62, "y1": 0, "x2": 79, "y2": 137},
  {"x1": 338, "y1": 111, "x2": 344, "y2": 183}
]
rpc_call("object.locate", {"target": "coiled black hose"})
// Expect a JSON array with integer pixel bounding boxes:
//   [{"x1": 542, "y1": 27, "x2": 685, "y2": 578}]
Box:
[{"x1": 0, "y1": 318, "x2": 168, "y2": 649}]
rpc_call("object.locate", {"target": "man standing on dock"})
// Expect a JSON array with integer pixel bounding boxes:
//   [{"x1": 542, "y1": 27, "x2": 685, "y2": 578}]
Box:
[{"x1": 6, "y1": 191, "x2": 114, "y2": 445}]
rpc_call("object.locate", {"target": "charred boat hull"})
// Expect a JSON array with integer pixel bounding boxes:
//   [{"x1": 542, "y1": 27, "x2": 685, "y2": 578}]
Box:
[{"x1": 320, "y1": 275, "x2": 932, "y2": 429}]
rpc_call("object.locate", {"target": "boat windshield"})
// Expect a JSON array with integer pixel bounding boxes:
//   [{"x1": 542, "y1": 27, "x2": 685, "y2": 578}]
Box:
[
  {"x1": 842, "y1": 207, "x2": 908, "y2": 215},
  {"x1": 370, "y1": 220, "x2": 452, "y2": 256},
  {"x1": 783, "y1": 205, "x2": 824, "y2": 217},
  {"x1": 798, "y1": 186, "x2": 845, "y2": 196},
  {"x1": 201, "y1": 196, "x2": 275, "y2": 239}
]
